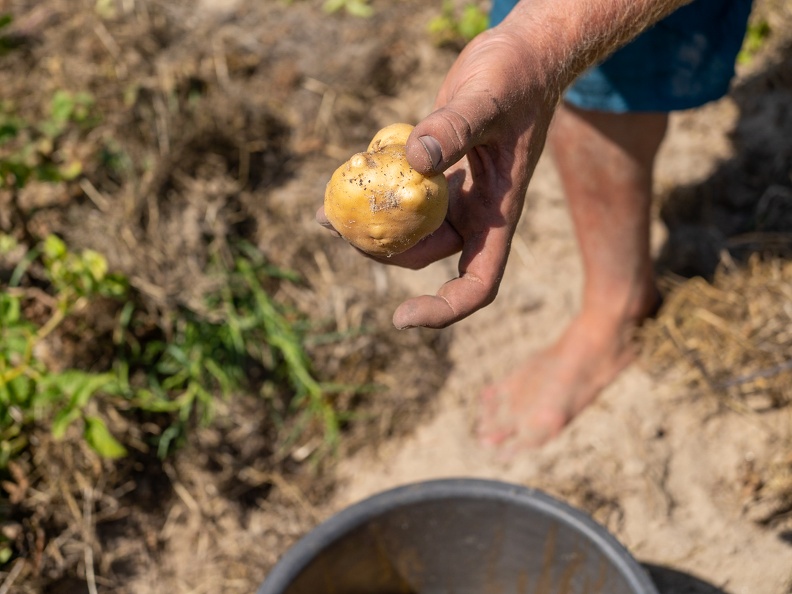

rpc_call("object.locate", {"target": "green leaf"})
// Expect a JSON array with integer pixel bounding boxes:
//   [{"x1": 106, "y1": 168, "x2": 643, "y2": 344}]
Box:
[
  {"x1": 322, "y1": 0, "x2": 373, "y2": 17},
  {"x1": 0, "y1": 159, "x2": 32, "y2": 189},
  {"x1": 8, "y1": 247, "x2": 37, "y2": 288},
  {"x1": 204, "y1": 358, "x2": 232, "y2": 396},
  {"x1": 52, "y1": 407, "x2": 82, "y2": 439},
  {"x1": 459, "y1": 4, "x2": 488, "y2": 41},
  {"x1": 95, "y1": 0, "x2": 117, "y2": 20},
  {"x1": 50, "y1": 90, "x2": 76, "y2": 125},
  {"x1": 43, "y1": 234, "x2": 67, "y2": 261},
  {"x1": 75, "y1": 372, "x2": 119, "y2": 404},
  {"x1": 323, "y1": 0, "x2": 345, "y2": 13},
  {"x1": 37, "y1": 120, "x2": 63, "y2": 139},
  {"x1": 58, "y1": 160, "x2": 83, "y2": 181},
  {"x1": 84, "y1": 416, "x2": 127, "y2": 458},
  {"x1": 738, "y1": 19, "x2": 771, "y2": 65},
  {"x1": 157, "y1": 424, "x2": 182, "y2": 459},
  {"x1": 0, "y1": 233, "x2": 16, "y2": 254},
  {"x1": 33, "y1": 162, "x2": 64, "y2": 183},
  {"x1": 0, "y1": 121, "x2": 19, "y2": 144},
  {"x1": 2, "y1": 331, "x2": 33, "y2": 360},
  {"x1": 81, "y1": 249, "x2": 108, "y2": 283},
  {"x1": 0, "y1": 293, "x2": 22, "y2": 323},
  {"x1": 40, "y1": 371, "x2": 118, "y2": 420},
  {"x1": 346, "y1": 0, "x2": 373, "y2": 18},
  {"x1": 133, "y1": 389, "x2": 180, "y2": 413},
  {"x1": 71, "y1": 92, "x2": 95, "y2": 122}
]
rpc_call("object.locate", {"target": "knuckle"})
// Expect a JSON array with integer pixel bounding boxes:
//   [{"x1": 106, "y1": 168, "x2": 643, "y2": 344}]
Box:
[{"x1": 440, "y1": 107, "x2": 474, "y2": 154}]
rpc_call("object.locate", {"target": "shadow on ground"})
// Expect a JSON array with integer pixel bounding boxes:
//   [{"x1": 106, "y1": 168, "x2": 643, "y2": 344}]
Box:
[
  {"x1": 657, "y1": 39, "x2": 792, "y2": 279},
  {"x1": 645, "y1": 564, "x2": 734, "y2": 594}
]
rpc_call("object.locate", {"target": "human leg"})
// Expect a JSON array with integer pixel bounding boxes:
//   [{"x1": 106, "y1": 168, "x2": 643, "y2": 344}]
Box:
[
  {"x1": 476, "y1": 103, "x2": 668, "y2": 452},
  {"x1": 478, "y1": 0, "x2": 752, "y2": 453}
]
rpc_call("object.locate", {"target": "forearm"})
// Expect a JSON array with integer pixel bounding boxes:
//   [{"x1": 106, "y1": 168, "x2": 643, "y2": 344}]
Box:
[{"x1": 497, "y1": 0, "x2": 693, "y2": 99}]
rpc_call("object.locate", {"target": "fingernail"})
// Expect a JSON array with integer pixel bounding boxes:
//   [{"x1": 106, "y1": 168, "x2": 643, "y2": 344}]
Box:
[{"x1": 419, "y1": 135, "x2": 443, "y2": 170}]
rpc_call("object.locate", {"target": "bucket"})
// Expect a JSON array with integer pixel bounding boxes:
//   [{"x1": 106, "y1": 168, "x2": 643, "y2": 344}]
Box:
[{"x1": 258, "y1": 478, "x2": 659, "y2": 594}]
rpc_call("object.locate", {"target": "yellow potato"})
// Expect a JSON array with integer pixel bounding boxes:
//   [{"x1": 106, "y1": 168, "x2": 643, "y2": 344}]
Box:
[
  {"x1": 324, "y1": 124, "x2": 448, "y2": 258},
  {"x1": 366, "y1": 122, "x2": 414, "y2": 152}
]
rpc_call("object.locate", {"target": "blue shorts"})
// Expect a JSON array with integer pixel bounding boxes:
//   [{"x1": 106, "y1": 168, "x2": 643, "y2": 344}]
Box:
[{"x1": 489, "y1": 0, "x2": 753, "y2": 112}]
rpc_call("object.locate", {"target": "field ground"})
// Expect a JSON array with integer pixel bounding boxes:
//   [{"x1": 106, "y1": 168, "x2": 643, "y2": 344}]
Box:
[{"x1": 1, "y1": 0, "x2": 792, "y2": 592}]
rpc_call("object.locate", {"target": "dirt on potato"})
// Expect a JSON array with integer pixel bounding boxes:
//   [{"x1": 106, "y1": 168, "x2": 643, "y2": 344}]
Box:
[
  {"x1": 1, "y1": 0, "x2": 792, "y2": 593},
  {"x1": 324, "y1": 124, "x2": 449, "y2": 258}
]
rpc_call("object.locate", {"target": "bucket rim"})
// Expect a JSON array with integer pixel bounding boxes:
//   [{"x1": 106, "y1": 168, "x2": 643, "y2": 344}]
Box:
[{"x1": 258, "y1": 477, "x2": 659, "y2": 594}]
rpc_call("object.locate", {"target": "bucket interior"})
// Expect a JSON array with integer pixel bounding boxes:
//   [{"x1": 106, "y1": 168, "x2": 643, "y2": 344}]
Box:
[{"x1": 260, "y1": 479, "x2": 657, "y2": 594}]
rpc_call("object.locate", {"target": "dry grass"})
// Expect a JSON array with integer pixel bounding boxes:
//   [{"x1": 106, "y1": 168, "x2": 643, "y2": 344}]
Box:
[
  {"x1": 641, "y1": 6, "x2": 792, "y2": 531},
  {"x1": 645, "y1": 257, "x2": 792, "y2": 411},
  {"x1": 642, "y1": 257, "x2": 792, "y2": 528}
]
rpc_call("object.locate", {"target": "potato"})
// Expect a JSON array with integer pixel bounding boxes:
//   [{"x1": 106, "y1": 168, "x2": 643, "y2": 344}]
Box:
[
  {"x1": 366, "y1": 122, "x2": 414, "y2": 152},
  {"x1": 324, "y1": 123, "x2": 449, "y2": 258}
]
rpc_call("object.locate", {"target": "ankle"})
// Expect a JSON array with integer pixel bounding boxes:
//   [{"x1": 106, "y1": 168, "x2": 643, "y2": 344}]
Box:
[
  {"x1": 581, "y1": 278, "x2": 659, "y2": 326},
  {"x1": 571, "y1": 299, "x2": 653, "y2": 355}
]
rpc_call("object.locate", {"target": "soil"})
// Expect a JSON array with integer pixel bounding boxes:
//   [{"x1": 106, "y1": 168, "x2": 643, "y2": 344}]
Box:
[{"x1": 2, "y1": 0, "x2": 792, "y2": 593}]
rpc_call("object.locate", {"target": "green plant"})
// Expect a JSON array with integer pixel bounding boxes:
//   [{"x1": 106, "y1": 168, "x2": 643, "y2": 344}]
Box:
[
  {"x1": 323, "y1": 0, "x2": 373, "y2": 18},
  {"x1": 1, "y1": 235, "x2": 344, "y2": 466},
  {"x1": 0, "y1": 90, "x2": 95, "y2": 190},
  {"x1": 738, "y1": 19, "x2": 771, "y2": 65},
  {"x1": 0, "y1": 89, "x2": 137, "y2": 464},
  {"x1": 0, "y1": 235, "x2": 129, "y2": 464},
  {"x1": 0, "y1": 89, "x2": 345, "y2": 469},
  {"x1": 124, "y1": 244, "x2": 341, "y2": 457},
  {"x1": 0, "y1": 88, "x2": 343, "y2": 464},
  {"x1": 0, "y1": 14, "x2": 24, "y2": 57},
  {"x1": 427, "y1": 1, "x2": 488, "y2": 47}
]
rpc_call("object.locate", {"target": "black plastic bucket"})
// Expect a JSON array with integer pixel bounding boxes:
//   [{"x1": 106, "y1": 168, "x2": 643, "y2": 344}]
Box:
[{"x1": 258, "y1": 478, "x2": 658, "y2": 594}]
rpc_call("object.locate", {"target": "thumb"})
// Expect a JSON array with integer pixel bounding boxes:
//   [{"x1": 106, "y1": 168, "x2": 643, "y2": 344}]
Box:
[{"x1": 405, "y1": 95, "x2": 495, "y2": 175}]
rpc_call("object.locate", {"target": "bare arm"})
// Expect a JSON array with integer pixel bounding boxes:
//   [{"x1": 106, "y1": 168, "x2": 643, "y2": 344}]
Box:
[{"x1": 407, "y1": 0, "x2": 693, "y2": 175}]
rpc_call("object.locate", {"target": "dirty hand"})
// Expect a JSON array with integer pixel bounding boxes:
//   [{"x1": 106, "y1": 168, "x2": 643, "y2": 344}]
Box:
[
  {"x1": 317, "y1": 24, "x2": 560, "y2": 328},
  {"x1": 389, "y1": 26, "x2": 560, "y2": 329}
]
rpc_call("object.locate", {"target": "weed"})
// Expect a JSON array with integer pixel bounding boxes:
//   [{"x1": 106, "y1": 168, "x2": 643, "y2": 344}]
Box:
[
  {"x1": 428, "y1": 1, "x2": 488, "y2": 47},
  {"x1": 124, "y1": 244, "x2": 341, "y2": 458},
  {"x1": 1, "y1": 235, "x2": 342, "y2": 469},
  {"x1": 0, "y1": 85, "x2": 340, "y2": 468},
  {"x1": 0, "y1": 90, "x2": 95, "y2": 191},
  {"x1": 0, "y1": 235, "x2": 129, "y2": 464},
  {"x1": 323, "y1": 0, "x2": 373, "y2": 18},
  {"x1": 0, "y1": 15, "x2": 24, "y2": 57},
  {"x1": 738, "y1": 19, "x2": 772, "y2": 65}
]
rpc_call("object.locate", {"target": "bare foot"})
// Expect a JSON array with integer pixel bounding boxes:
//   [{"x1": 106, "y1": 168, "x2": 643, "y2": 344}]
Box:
[
  {"x1": 476, "y1": 295, "x2": 660, "y2": 455},
  {"x1": 475, "y1": 105, "x2": 670, "y2": 456}
]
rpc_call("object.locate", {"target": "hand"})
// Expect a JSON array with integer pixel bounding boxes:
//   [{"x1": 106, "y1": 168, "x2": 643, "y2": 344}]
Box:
[
  {"x1": 389, "y1": 26, "x2": 559, "y2": 329},
  {"x1": 318, "y1": 26, "x2": 560, "y2": 327},
  {"x1": 318, "y1": 0, "x2": 690, "y2": 329}
]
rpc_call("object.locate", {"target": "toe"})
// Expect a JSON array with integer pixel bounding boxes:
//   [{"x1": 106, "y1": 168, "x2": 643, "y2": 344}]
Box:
[
  {"x1": 475, "y1": 385, "x2": 513, "y2": 446},
  {"x1": 496, "y1": 408, "x2": 568, "y2": 459}
]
